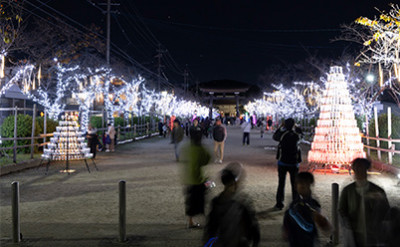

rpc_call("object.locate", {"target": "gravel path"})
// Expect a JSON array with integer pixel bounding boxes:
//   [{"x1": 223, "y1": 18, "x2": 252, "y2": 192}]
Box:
[{"x1": 1, "y1": 126, "x2": 399, "y2": 246}]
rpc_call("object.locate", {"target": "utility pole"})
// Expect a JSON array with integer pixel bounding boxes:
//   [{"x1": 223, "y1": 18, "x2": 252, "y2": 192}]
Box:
[
  {"x1": 95, "y1": 0, "x2": 120, "y2": 66},
  {"x1": 183, "y1": 65, "x2": 189, "y2": 93},
  {"x1": 106, "y1": 0, "x2": 111, "y2": 65},
  {"x1": 155, "y1": 44, "x2": 165, "y2": 92}
]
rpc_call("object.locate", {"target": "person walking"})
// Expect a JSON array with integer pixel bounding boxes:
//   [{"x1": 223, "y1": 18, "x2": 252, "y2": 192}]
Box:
[
  {"x1": 338, "y1": 158, "x2": 390, "y2": 247},
  {"x1": 86, "y1": 124, "x2": 99, "y2": 158},
  {"x1": 158, "y1": 120, "x2": 164, "y2": 137},
  {"x1": 272, "y1": 118, "x2": 302, "y2": 210},
  {"x1": 181, "y1": 129, "x2": 211, "y2": 228},
  {"x1": 241, "y1": 119, "x2": 251, "y2": 145},
  {"x1": 283, "y1": 172, "x2": 332, "y2": 247},
  {"x1": 212, "y1": 118, "x2": 227, "y2": 164},
  {"x1": 203, "y1": 162, "x2": 260, "y2": 247},
  {"x1": 259, "y1": 118, "x2": 266, "y2": 138},
  {"x1": 106, "y1": 123, "x2": 116, "y2": 152},
  {"x1": 171, "y1": 119, "x2": 184, "y2": 161}
]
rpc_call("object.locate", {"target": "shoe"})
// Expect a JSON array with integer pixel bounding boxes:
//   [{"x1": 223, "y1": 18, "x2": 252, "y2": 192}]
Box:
[
  {"x1": 273, "y1": 203, "x2": 284, "y2": 210},
  {"x1": 214, "y1": 159, "x2": 219, "y2": 164},
  {"x1": 187, "y1": 222, "x2": 201, "y2": 229},
  {"x1": 218, "y1": 160, "x2": 222, "y2": 164},
  {"x1": 105, "y1": 150, "x2": 110, "y2": 152}
]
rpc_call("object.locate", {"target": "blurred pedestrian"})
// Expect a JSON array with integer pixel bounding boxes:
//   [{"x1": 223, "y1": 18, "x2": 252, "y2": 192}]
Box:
[
  {"x1": 338, "y1": 158, "x2": 390, "y2": 247},
  {"x1": 272, "y1": 118, "x2": 302, "y2": 210},
  {"x1": 171, "y1": 119, "x2": 184, "y2": 161},
  {"x1": 158, "y1": 120, "x2": 164, "y2": 137},
  {"x1": 241, "y1": 119, "x2": 251, "y2": 145},
  {"x1": 259, "y1": 118, "x2": 266, "y2": 138},
  {"x1": 203, "y1": 162, "x2": 260, "y2": 247},
  {"x1": 181, "y1": 130, "x2": 211, "y2": 228},
  {"x1": 190, "y1": 118, "x2": 203, "y2": 142},
  {"x1": 267, "y1": 118, "x2": 273, "y2": 131},
  {"x1": 213, "y1": 118, "x2": 227, "y2": 164},
  {"x1": 106, "y1": 123, "x2": 116, "y2": 152},
  {"x1": 86, "y1": 124, "x2": 99, "y2": 158},
  {"x1": 283, "y1": 172, "x2": 332, "y2": 247}
]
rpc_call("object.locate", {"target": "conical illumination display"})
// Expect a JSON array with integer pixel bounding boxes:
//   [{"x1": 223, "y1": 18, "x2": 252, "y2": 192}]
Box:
[
  {"x1": 308, "y1": 66, "x2": 365, "y2": 167},
  {"x1": 42, "y1": 112, "x2": 93, "y2": 161}
]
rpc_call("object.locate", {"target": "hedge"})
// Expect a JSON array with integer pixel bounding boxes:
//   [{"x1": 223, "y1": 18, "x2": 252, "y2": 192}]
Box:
[{"x1": 0, "y1": 114, "x2": 42, "y2": 153}]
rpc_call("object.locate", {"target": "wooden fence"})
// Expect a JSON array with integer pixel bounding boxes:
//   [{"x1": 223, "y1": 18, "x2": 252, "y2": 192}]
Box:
[{"x1": 0, "y1": 106, "x2": 156, "y2": 164}]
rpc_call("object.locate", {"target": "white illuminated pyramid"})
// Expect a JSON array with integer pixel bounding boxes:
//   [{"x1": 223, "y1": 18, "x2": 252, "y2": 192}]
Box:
[{"x1": 308, "y1": 66, "x2": 365, "y2": 168}]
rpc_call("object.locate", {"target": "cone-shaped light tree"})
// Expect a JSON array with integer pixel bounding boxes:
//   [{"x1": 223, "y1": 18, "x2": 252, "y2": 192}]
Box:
[{"x1": 308, "y1": 66, "x2": 366, "y2": 169}]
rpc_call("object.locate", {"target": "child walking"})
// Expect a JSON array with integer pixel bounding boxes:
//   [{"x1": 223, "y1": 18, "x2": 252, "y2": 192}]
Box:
[{"x1": 283, "y1": 172, "x2": 331, "y2": 247}]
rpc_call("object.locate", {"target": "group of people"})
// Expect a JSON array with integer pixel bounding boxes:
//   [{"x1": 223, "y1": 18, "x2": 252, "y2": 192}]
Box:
[
  {"x1": 86, "y1": 123, "x2": 116, "y2": 158},
  {"x1": 177, "y1": 116, "x2": 399, "y2": 247}
]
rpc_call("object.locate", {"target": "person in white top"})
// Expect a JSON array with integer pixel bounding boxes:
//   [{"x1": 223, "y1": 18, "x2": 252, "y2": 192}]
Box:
[
  {"x1": 106, "y1": 124, "x2": 116, "y2": 152},
  {"x1": 241, "y1": 119, "x2": 251, "y2": 145}
]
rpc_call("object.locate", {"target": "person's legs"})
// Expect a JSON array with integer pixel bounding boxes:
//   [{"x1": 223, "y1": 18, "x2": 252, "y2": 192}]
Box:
[
  {"x1": 174, "y1": 142, "x2": 179, "y2": 161},
  {"x1": 246, "y1": 132, "x2": 250, "y2": 145},
  {"x1": 275, "y1": 165, "x2": 287, "y2": 209},
  {"x1": 110, "y1": 139, "x2": 115, "y2": 151},
  {"x1": 288, "y1": 166, "x2": 299, "y2": 201},
  {"x1": 214, "y1": 141, "x2": 220, "y2": 161},
  {"x1": 242, "y1": 133, "x2": 246, "y2": 145},
  {"x1": 220, "y1": 141, "x2": 224, "y2": 161}
]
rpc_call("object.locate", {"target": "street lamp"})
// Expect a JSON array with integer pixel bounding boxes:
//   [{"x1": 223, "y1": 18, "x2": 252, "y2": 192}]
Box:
[{"x1": 366, "y1": 74, "x2": 375, "y2": 83}]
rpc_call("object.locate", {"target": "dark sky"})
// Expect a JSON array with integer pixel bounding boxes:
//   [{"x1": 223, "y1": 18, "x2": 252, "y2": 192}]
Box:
[{"x1": 38, "y1": 0, "x2": 394, "y2": 85}]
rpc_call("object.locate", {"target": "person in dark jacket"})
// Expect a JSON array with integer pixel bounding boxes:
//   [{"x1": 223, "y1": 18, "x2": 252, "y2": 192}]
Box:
[
  {"x1": 272, "y1": 118, "x2": 302, "y2": 210},
  {"x1": 158, "y1": 120, "x2": 164, "y2": 137},
  {"x1": 204, "y1": 162, "x2": 260, "y2": 247},
  {"x1": 86, "y1": 124, "x2": 99, "y2": 159},
  {"x1": 213, "y1": 118, "x2": 227, "y2": 164},
  {"x1": 171, "y1": 119, "x2": 184, "y2": 161},
  {"x1": 338, "y1": 158, "x2": 390, "y2": 247}
]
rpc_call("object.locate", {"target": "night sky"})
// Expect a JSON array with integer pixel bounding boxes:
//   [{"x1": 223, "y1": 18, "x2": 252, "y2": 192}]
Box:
[{"x1": 36, "y1": 0, "x2": 394, "y2": 85}]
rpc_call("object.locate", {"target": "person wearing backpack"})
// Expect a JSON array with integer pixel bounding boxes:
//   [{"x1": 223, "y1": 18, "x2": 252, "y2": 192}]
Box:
[
  {"x1": 204, "y1": 162, "x2": 260, "y2": 247},
  {"x1": 273, "y1": 118, "x2": 302, "y2": 210},
  {"x1": 283, "y1": 172, "x2": 332, "y2": 247}
]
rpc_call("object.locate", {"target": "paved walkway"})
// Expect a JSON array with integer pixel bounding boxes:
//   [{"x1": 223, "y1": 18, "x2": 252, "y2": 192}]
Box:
[{"x1": 1, "y1": 126, "x2": 399, "y2": 246}]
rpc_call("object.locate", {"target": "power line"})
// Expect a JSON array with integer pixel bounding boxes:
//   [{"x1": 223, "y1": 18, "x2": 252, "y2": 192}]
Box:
[{"x1": 17, "y1": 0, "x2": 175, "y2": 88}]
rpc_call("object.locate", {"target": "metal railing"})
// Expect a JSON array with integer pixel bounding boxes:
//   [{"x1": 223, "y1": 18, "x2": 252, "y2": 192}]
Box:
[{"x1": 0, "y1": 106, "x2": 157, "y2": 164}]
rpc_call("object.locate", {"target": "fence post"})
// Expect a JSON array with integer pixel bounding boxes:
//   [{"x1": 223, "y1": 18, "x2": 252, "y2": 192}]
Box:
[
  {"x1": 13, "y1": 106, "x2": 17, "y2": 163},
  {"x1": 374, "y1": 107, "x2": 381, "y2": 160},
  {"x1": 30, "y1": 104, "x2": 37, "y2": 159},
  {"x1": 365, "y1": 115, "x2": 370, "y2": 156},
  {"x1": 387, "y1": 107, "x2": 392, "y2": 165},
  {"x1": 119, "y1": 180, "x2": 126, "y2": 242},
  {"x1": 134, "y1": 124, "x2": 137, "y2": 137},
  {"x1": 12, "y1": 181, "x2": 20, "y2": 243},
  {"x1": 43, "y1": 110, "x2": 47, "y2": 144},
  {"x1": 146, "y1": 122, "x2": 149, "y2": 136},
  {"x1": 332, "y1": 183, "x2": 339, "y2": 245}
]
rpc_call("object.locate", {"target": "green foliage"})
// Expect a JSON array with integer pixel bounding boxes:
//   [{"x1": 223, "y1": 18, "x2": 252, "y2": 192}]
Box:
[
  {"x1": 368, "y1": 113, "x2": 400, "y2": 150},
  {"x1": 0, "y1": 114, "x2": 41, "y2": 153},
  {"x1": 90, "y1": 116, "x2": 103, "y2": 129},
  {"x1": 355, "y1": 115, "x2": 364, "y2": 131},
  {"x1": 114, "y1": 117, "x2": 125, "y2": 127},
  {"x1": 36, "y1": 116, "x2": 58, "y2": 137}
]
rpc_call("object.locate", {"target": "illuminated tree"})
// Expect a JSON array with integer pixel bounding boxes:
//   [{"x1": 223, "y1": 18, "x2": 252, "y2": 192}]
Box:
[{"x1": 341, "y1": 4, "x2": 400, "y2": 104}]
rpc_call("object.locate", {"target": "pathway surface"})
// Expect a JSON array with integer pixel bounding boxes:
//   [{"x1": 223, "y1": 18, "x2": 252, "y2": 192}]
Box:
[{"x1": 1, "y1": 126, "x2": 399, "y2": 246}]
